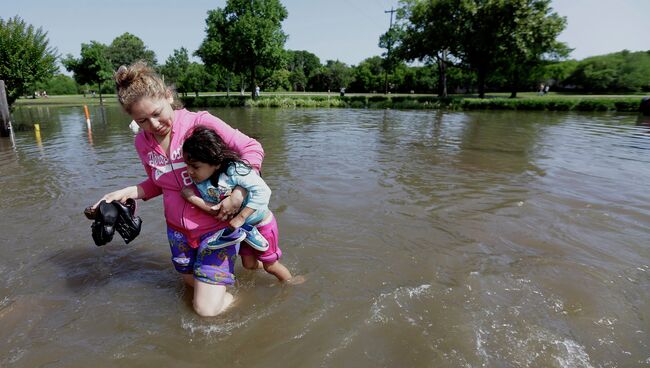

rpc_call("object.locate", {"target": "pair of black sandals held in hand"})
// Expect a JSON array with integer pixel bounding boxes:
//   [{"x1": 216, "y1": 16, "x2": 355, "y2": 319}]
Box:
[{"x1": 84, "y1": 199, "x2": 142, "y2": 246}]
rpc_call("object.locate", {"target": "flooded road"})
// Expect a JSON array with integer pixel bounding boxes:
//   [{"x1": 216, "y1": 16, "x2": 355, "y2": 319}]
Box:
[{"x1": 1, "y1": 106, "x2": 649, "y2": 367}]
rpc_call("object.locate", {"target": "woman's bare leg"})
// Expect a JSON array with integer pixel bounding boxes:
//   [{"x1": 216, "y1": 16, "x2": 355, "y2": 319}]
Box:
[{"x1": 191, "y1": 279, "x2": 233, "y2": 317}]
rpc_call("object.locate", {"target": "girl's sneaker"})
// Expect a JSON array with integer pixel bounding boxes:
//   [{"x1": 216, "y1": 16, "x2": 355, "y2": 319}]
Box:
[
  {"x1": 206, "y1": 228, "x2": 246, "y2": 250},
  {"x1": 241, "y1": 224, "x2": 269, "y2": 252}
]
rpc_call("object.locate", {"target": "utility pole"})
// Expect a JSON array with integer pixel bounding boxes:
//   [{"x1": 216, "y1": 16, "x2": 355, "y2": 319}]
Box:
[{"x1": 384, "y1": 7, "x2": 396, "y2": 94}]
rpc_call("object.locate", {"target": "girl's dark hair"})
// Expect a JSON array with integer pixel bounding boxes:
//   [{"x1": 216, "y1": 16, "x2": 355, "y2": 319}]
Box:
[{"x1": 182, "y1": 125, "x2": 251, "y2": 183}]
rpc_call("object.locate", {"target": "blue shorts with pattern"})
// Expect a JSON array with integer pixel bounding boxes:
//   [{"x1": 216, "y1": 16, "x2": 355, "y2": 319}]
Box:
[{"x1": 167, "y1": 228, "x2": 239, "y2": 285}]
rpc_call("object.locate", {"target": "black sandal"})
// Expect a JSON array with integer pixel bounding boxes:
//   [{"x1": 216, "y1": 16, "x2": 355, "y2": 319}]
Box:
[{"x1": 90, "y1": 200, "x2": 118, "y2": 246}]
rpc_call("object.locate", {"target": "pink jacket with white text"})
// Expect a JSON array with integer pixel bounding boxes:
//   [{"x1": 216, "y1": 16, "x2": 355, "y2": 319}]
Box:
[{"x1": 134, "y1": 109, "x2": 264, "y2": 247}]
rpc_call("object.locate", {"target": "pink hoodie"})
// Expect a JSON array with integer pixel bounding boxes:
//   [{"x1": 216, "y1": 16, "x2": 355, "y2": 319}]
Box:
[{"x1": 134, "y1": 109, "x2": 264, "y2": 247}]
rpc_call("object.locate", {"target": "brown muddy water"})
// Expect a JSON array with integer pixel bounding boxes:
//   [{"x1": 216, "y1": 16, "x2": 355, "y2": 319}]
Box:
[{"x1": 1, "y1": 106, "x2": 649, "y2": 367}]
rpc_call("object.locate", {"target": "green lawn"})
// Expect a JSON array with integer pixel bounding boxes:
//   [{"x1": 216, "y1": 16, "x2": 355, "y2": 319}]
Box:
[
  {"x1": 14, "y1": 91, "x2": 647, "y2": 108},
  {"x1": 14, "y1": 94, "x2": 119, "y2": 106}
]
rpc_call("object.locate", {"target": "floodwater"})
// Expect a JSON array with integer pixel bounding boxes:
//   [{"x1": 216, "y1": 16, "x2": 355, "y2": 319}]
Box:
[{"x1": 1, "y1": 105, "x2": 649, "y2": 367}]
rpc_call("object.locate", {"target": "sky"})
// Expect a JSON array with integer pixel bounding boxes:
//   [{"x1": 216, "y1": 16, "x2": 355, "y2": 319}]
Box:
[{"x1": 4, "y1": 0, "x2": 650, "y2": 69}]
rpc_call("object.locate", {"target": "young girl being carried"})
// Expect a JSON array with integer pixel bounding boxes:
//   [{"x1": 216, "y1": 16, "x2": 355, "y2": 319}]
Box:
[{"x1": 181, "y1": 126, "x2": 301, "y2": 283}]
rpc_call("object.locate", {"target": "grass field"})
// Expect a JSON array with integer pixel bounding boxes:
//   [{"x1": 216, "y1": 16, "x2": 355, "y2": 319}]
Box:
[
  {"x1": 14, "y1": 94, "x2": 120, "y2": 106},
  {"x1": 14, "y1": 92, "x2": 647, "y2": 111}
]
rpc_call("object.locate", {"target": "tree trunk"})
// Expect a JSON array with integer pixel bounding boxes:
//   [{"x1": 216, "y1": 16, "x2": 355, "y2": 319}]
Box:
[
  {"x1": 477, "y1": 67, "x2": 486, "y2": 99},
  {"x1": 509, "y1": 70, "x2": 519, "y2": 98},
  {"x1": 437, "y1": 53, "x2": 448, "y2": 98},
  {"x1": 250, "y1": 66, "x2": 257, "y2": 100},
  {"x1": 226, "y1": 73, "x2": 231, "y2": 97},
  {"x1": 98, "y1": 80, "x2": 104, "y2": 106},
  {"x1": 384, "y1": 69, "x2": 389, "y2": 95}
]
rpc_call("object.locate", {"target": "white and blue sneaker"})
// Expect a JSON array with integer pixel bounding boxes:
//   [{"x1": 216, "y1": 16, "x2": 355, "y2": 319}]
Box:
[
  {"x1": 241, "y1": 224, "x2": 269, "y2": 252},
  {"x1": 206, "y1": 228, "x2": 246, "y2": 250}
]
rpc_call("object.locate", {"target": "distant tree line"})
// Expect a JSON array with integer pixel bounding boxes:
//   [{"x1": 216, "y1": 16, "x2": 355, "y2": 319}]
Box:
[
  {"x1": 2, "y1": 1, "x2": 649, "y2": 108},
  {"x1": 38, "y1": 48, "x2": 650, "y2": 98}
]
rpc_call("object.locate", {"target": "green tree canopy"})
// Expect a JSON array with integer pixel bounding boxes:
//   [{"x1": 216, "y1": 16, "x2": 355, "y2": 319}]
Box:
[
  {"x1": 322, "y1": 60, "x2": 353, "y2": 90},
  {"x1": 35, "y1": 74, "x2": 79, "y2": 95},
  {"x1": 62, "y1": 41, "x2": 113, "y2": 104},
  {"x1": 179, "y1": 62, "x2": 212, "y2": 97},
  {"x1": 349, "y1": 56, "x2": 385, "y2": 93},
  {"x1": 286, "y1": 50, "x2": 321, "y2": 91},
  {"x1": 0, "y1": 15, "x2": 58, "y2": 105},
  {"x1": 392, "y1": 0, "x2": 568, "y2": 98},
  {"x1": 106, "y1": 32, "x2": 157, "y2": 69},
  {"x1": 563, "y1": 50, "x2": 650, "y2": 92},
  {"x1": 391, "y1": 0, "x2": 464, "y2": 97},
  {"x1": 493, "y1": 0, "x2": 569, "y2": 97},
  {"x1": 458, "y1": 0, "x2": 568, "y2": 97},
  {"x1": 160, "y1": 47, "x2": 191, "y2": 87},
  {"x1": 196, "y1": 0, "x2": 288, "y2": 98}
]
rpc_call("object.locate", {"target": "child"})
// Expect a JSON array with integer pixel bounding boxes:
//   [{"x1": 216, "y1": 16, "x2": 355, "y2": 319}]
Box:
[{"x1": 181, "y1": 125, "x2": 295, "y2": 283}]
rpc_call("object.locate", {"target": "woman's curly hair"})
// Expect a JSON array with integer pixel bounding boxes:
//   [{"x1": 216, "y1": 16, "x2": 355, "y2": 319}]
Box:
[{"x1": 114, "y1": 61, "x2": 182, "y2": 112}]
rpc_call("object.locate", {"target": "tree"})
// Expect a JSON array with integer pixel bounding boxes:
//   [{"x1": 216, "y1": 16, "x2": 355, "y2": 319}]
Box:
[
  {"x1": 179, "y1": 63, "x2": 211, "y2": 97},
  {"x1": 410, "y1": 65, "x2": 438, "y2": 93},
  {"x1": 286, "y1": 50, "x2": 321, "y2": 91},
  {"x1": 391, "y1": 0, "x2": 462, "y2": 97},
  {"x1": 35, "y1": 74, "x2": 79, "y2": 95},
  {"x1": 0, "y1": 16, "x2": 58, "y2": 105},
  {"x1": 160, "y1": 47, "x2": 191, "y2": 87},
  {"x1": 563, "y1": 50, "x2": 650, "y2": 92},
  {"x1": 323, "y1": 60, "x2": 353, "y2": 91},
  {"x1": 350, "y1": 56, "x2": 385, "y2": 92},
  {"x1": 106, "y1": 32, "x2": 157, "y2": 70},
  {"x1": 288, "y1": 69, "x2": 307, "y2": 92},
  {"x1": 62, "y1": 41, "x2": 113, "y2": 104},
  {"x1": 615, "y1": 51, "x2": 650, "y2": 92},
  {"x1": 493, "y1": 0, "x2": 569, "y2": 97},
  {"x1": 541, "y1": 59, "x2": 578, "y2": 88},
  {"x1": 457, "y1": 0, "x2": 568, "y2": 98},
  {"x1": 196, "y1": 0, "x2": 288, "y2": 99},
  {"x1": 262, "y1": 69, "x2": 289, "y2": 91}
]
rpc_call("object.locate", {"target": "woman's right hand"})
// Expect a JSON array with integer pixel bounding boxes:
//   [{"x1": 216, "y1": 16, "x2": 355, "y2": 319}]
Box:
[{"x1": 92, "y1": 186, "x2": 140, "y2": 209}]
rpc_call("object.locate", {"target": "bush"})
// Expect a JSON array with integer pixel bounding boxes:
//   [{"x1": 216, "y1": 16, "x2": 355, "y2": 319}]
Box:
[
  {"x1": 367, "y1": 96, "x2": 389, "y2": 103},
  {"x1": 614, "y1": 98, "x2": 643, "y2": 112},
  {"x1": 544, "y1": 98, "x2": 575, "y2": 111},
  {"x1": 574, "y1": 99, "x2": 613, "y2": 111}
]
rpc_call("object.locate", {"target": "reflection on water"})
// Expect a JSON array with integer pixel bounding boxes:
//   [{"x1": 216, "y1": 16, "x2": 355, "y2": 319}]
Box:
[{"x1": 1, "y1": 106, "x2": 649, "y2": 367}]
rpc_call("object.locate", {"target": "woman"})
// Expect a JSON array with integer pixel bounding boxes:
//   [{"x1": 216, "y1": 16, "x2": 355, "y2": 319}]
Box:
[{"x1": 95, "y1": 61, "x2": 264, "y2": 316}]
